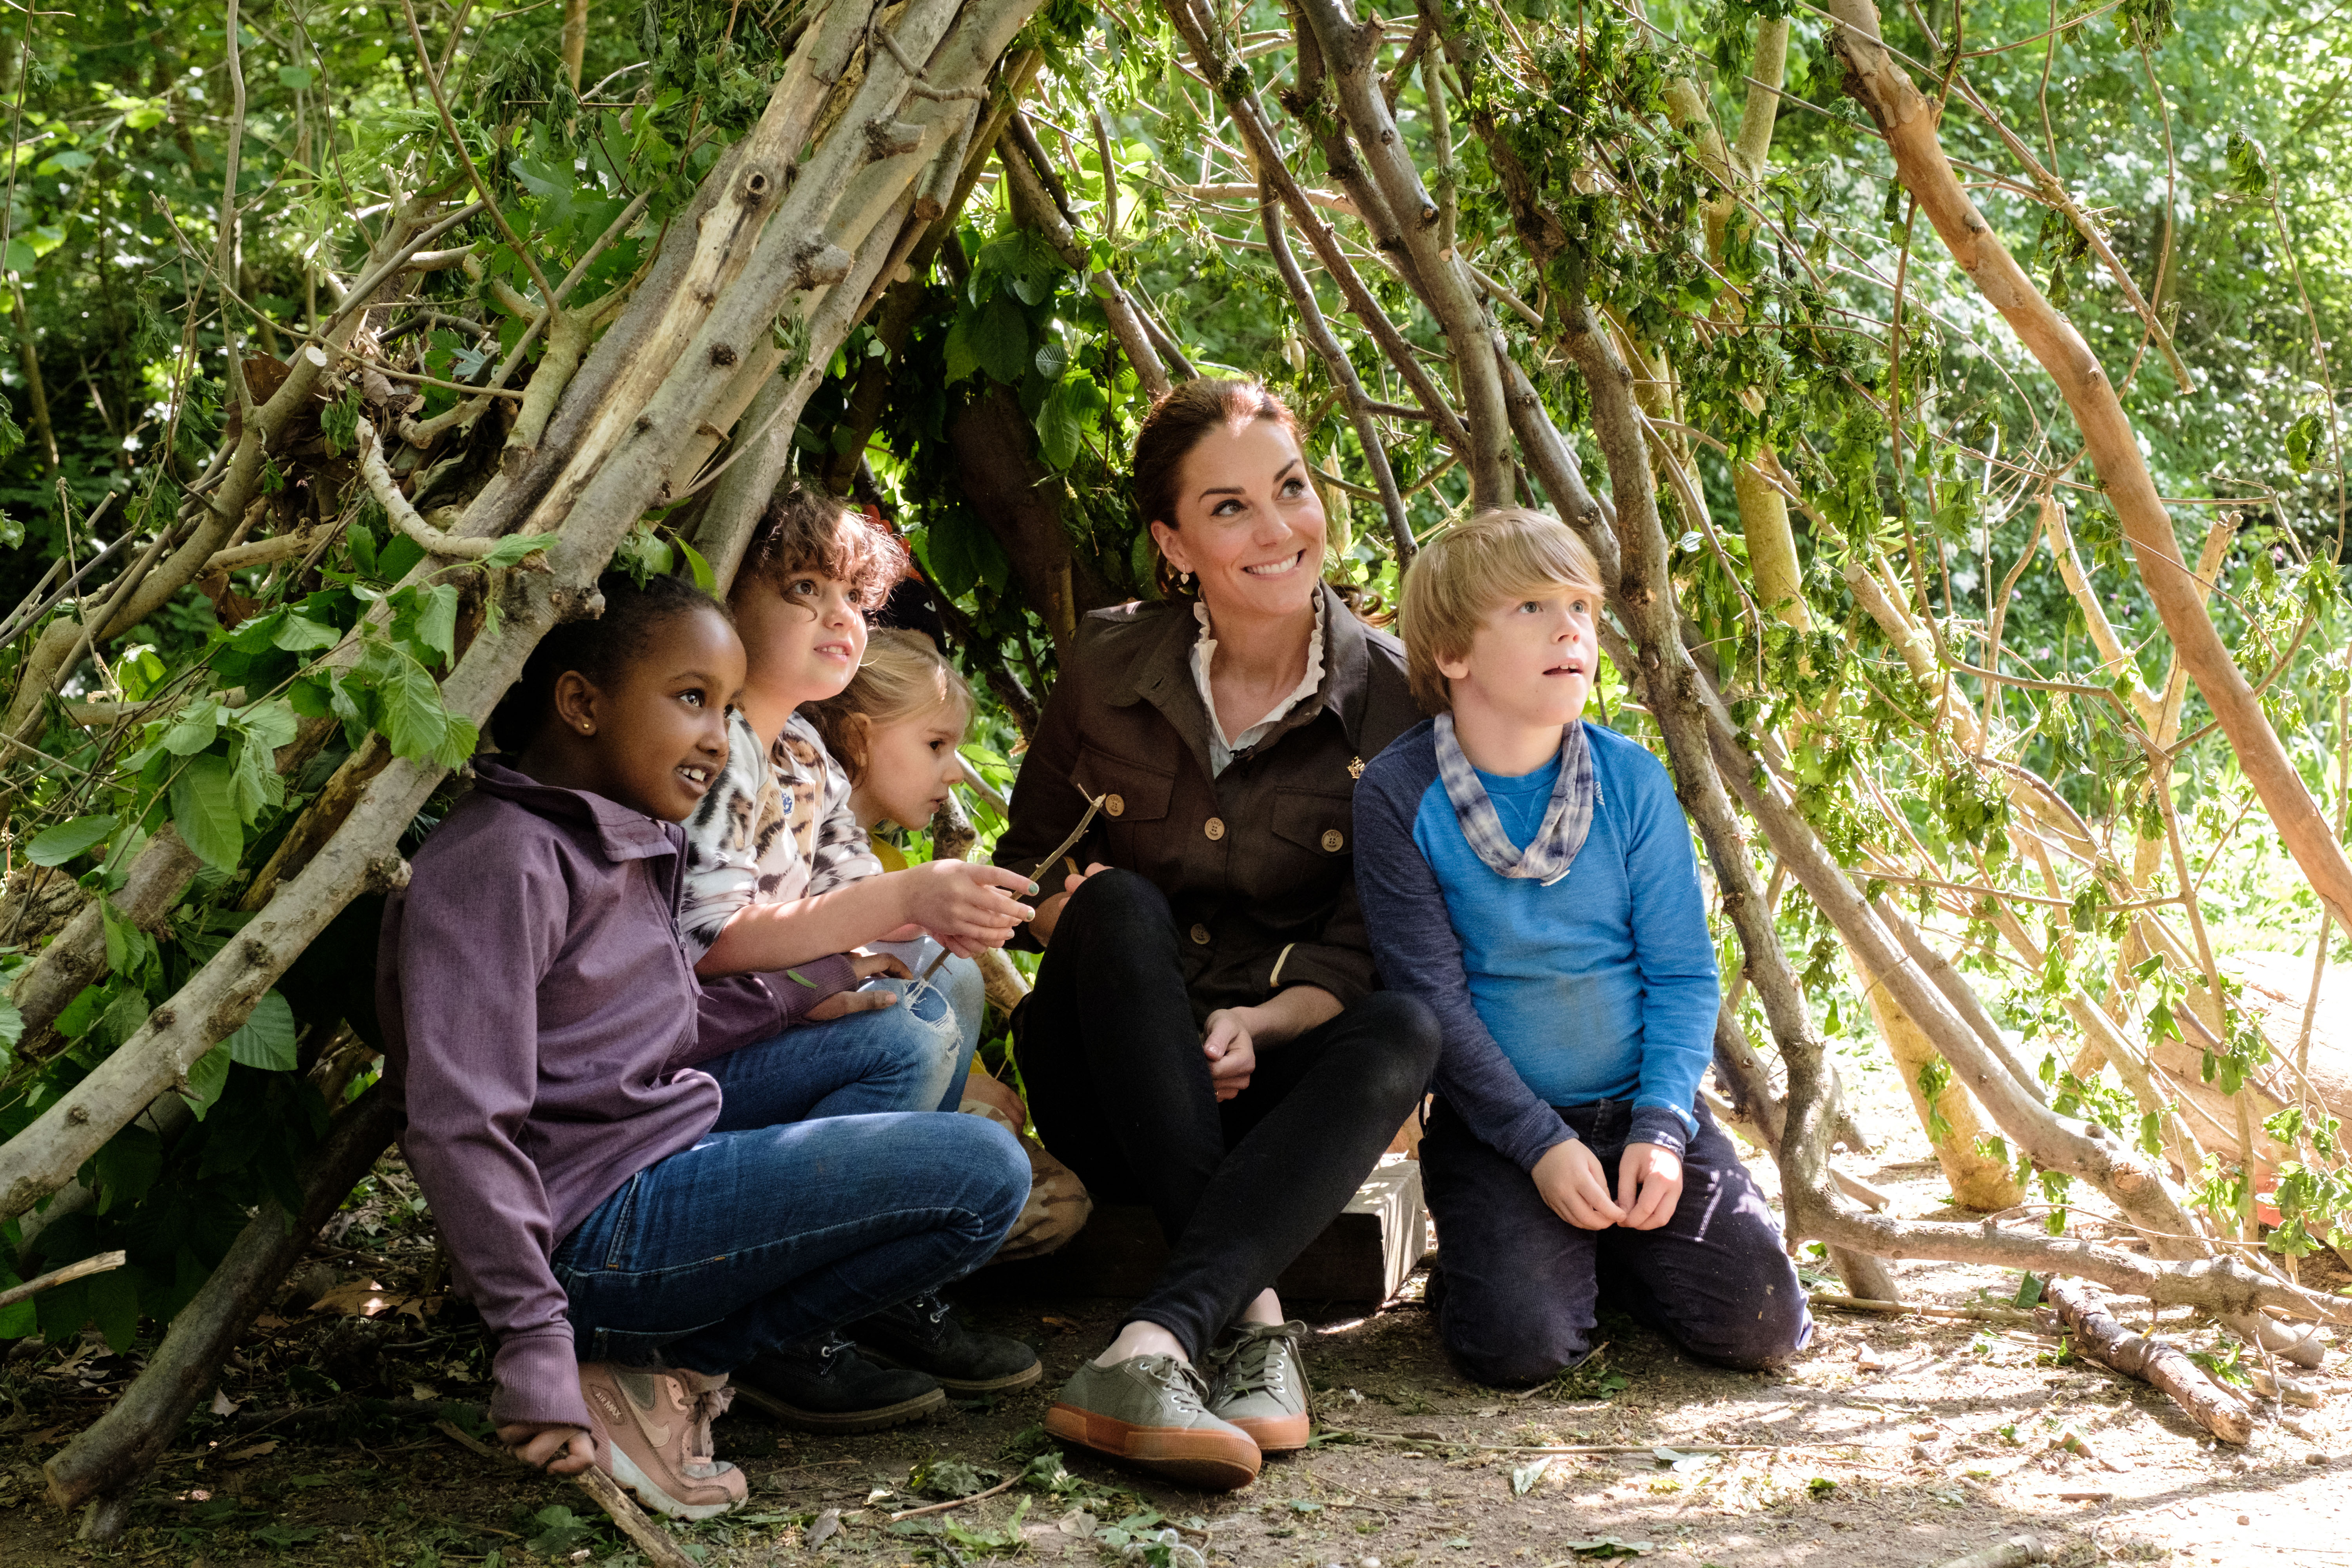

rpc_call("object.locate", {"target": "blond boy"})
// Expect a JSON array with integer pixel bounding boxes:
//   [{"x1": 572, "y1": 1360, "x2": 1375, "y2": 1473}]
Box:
[{"x1": 1354, "y1": 510, "x2": 1810, "y2": 1384}]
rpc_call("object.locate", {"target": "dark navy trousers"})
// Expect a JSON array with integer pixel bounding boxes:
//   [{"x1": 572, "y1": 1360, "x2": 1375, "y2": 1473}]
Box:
[{"x1": 1423, "y1": 1096, "x2": 1812, "y2": 1386}]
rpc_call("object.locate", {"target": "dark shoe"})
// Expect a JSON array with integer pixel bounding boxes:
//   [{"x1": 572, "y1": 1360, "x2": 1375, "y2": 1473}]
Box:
[
  {"x1": 852, "y1": 1293, "x2": 1042, "y2": 1395},
  {"x1": 1045, "y1": 1354, "x2": 1261, "y2": 1490},
  {"x1": 1205, "y1": 1319, "x2": 1310, "y2": 1452},
  {"x1": 732, "y1": 1333, "x2": 945, "y2": 1433}
]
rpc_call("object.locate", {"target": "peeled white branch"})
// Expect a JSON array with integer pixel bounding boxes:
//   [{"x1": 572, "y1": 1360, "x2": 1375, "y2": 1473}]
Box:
[{"x1": 356, "y1": 418, "x2": 499, "y2": 559}]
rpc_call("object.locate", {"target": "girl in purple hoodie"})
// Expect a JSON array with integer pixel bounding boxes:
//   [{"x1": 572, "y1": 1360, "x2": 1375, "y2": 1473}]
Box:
[{"x1": 378, "y1": 573, "x2": 1027, "y2": 1519}]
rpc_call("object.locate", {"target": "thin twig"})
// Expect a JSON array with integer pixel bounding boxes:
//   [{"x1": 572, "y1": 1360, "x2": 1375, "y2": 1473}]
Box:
[
  {"x1": 0, "y1": 1249, "x2": 127, "y2": 1311},
  {"x1": 888, "y1": 1475, "x2": 1019, "y2": 1521}
]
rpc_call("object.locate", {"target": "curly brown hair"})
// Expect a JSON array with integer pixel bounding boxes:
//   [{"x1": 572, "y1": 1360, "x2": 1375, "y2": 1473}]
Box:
[{"x1": 735, "y1": 485, "x2": 906, "y2": 610}]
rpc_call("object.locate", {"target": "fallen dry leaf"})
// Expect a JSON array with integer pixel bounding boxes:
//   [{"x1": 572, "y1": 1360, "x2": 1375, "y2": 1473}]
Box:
[
  {"x1": 209, "y1": 1390, "x2": 239, "y2": 1417},
  {"x1": 804, "y1": 1508, "x2": 840, "y2": 1549},
  {"x1": 1040, "y1": 1315, "x2": 1082, "y2": 1332},
  {"x1": 217, "y1": 1441, "x2": 278, "y2": 1465}
]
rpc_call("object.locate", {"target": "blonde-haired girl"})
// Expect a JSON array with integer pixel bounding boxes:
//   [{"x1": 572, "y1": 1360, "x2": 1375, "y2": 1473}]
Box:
[{"x1": 809, "y1": 629, "x2": 976, "y2": 836}]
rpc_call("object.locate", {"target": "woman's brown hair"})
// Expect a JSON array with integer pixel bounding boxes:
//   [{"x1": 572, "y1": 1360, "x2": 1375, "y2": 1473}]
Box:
[{"x1": 1131, "y1": 379, "x2": 1304, "y2": 599}]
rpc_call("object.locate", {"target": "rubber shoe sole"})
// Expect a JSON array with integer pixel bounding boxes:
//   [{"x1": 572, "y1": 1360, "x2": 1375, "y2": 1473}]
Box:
[
  {"x1": 862, "y1": 1346, "x2": 1044, "y2": 1396},
  {"x1": 598, "y1": 1446, "x2": 741, "y2": 1521},
  {"x1": 731, "y1": 1380, "x2": 946, "y2": 1434},
  {"x1": 1044, "y1": 1402, "x2": 1262, "y2": 1490},
  {"x1": 1226, "y1": 1411, "x2": 1311, "y2": 1454}
]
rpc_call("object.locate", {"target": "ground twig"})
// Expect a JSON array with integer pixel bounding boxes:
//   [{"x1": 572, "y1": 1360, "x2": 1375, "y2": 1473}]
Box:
[{"x1": 889, "y1": 1474, "x2": 1020, "y2": 1521}]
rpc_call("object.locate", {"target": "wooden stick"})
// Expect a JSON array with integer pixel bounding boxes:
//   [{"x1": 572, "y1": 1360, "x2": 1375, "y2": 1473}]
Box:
[
  {"x1": 1808, "y1": 1293, "x2": 2044, "y2": 1327},
  {"x1": 0, "y1": 1250, "x2": 125, "y2": 1312},
  {"x1": 1932, "y1": 1534, "x2": 2060, "y2": 1568},
  {"x1": 439, "y1": 1419, "x2": 696, "y2": 1568},
  {"x1": 888, "y1": 1474, "x2": 1019, "y2": 1521},
  {"x1": 2044, "y1": 1278, "x2": 2252, "y2": 1444},
  {"x1": 572, "y1": 1462, "x2": 699, "y2": 1568}
]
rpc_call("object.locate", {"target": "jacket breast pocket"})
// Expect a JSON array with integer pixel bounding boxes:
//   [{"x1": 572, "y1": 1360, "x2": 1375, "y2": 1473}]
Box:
[
  {"x1": 1266, "y1": 788, "x2": 1356, "y2": 891},
  {"x1": 1073, "y1": 745, "x2": 1175, "y2": 858}
]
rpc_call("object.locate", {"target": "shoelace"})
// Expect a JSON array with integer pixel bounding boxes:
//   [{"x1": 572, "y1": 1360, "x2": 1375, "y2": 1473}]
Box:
[
  {"x1": 677, "y1": 1376, "x2": 735, "y2": 1469},
  {"x1": 1213, "y1": 1330, "x2": 1296, "y2": 1401},
  {"x1": 1135, "y1": 1354, "x2": 1217, "y2": 1410}
]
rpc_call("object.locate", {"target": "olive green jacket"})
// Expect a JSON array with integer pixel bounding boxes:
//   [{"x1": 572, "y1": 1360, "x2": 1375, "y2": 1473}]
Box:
[{"x1": 996, "y1": 583, "x2": 1422, "y2": 1023}]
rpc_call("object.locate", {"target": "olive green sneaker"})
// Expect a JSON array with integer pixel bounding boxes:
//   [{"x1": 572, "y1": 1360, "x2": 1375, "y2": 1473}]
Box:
[
  {"x1": 1205, "y1": 1320, "x2": 1310, "y2": 1453},
  {"x1": 1044, "y1": 1354, "x2": 1262, "y2": 1490}
]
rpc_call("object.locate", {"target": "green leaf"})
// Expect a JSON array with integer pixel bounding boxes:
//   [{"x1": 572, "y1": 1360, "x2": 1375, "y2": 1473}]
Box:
[
  {"x1": 943, "y1": 309, "x2": 982, "y2": 385},
  {"x1": 1036, "y1": 380, "x2": 1084, "y2": 469},
  {"x1": 90, "y1": 1263, "x2": 142, "y2": 1353},
  {"x1": 101, "y1": 898, "x2": 159, "y2": 982},
  {"x1": 396, "y1": 583, "x2": 461, "y2": 663},
  {"x1": 159, "y1": 701, "x2": 222, "y2": 756},
  {"x1": 1033, "y1": 339, "x2": 1069, "y2": 381},
  {"x1": 1510, "y1": 1457, "x2": 1552, "y2": 1495},
  {"x1": 277, "y1": 64, "x2": 316, "y2": 90},
  {"x1": 971, "y1": 293, "x2": 1031, "y2": 387},
  {"x1": 226, "y1": 992, "x2": 298, "y2": 1073},
  {"x1": 481, "y1": 532, "x2": 553, "y2": 570},
  {"x1": 0, "y1": 1267, "x2": 35, "y2": 1338},
  {"x1": 181, "y1": 1045, "x2": 232, "y2": 1119},
  {"x1": 676, "y1": 538, "x2": 717, "y2": 595},
  {"x1": 784, "y1": 969, "x2": 819, "y2": 989},
  {"x1": 0, "y1": 993, "x2": 22, "y2": 1055},
  {"x1": 236, "y1": 699, "x2": 300, "y2": 752},
  {"x1": 228, "y1": 729, "x2": 288, "y2": 822},
  {"x1": 374, "y1": 650, "x2": 450, "y2": 762},
  {"x1": 27, "y1": 813, "x2": 116, "y2": 866},
  {"x1": 272, "y1": 612, "x2": 340, "y2": 652},
  {"x1": 94, "y1": 1125, "x2": 163, "y2": 1214},
  {"x1": 170, "y1": 753, "x2": 245, "y2": 868}
]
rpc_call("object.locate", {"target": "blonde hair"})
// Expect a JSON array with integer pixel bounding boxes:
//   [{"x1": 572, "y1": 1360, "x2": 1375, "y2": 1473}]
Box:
[
  {"x1": 1399, "y1": 508, "x2": 1603, "y2": 714},
  {"x1": 806, "y1": 629, "x2": 975, "y2": 783}
]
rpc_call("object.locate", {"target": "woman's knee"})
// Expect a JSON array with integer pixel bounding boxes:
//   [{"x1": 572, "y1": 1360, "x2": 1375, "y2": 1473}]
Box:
[
  {"x1": 1348, "y1": 991, "x2": 1442, "y2": 1102},
  {"x1": 1059, "y1": 867, "x2": 1173, "y2": 937}
]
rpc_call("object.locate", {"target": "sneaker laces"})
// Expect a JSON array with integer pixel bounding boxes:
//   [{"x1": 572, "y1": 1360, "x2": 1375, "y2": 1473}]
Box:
[
  {"x1": 672, "y1": 1372, "x2": 735, "y2": 1472},
  {"x1": 1136, "y1": 1354, "x2": 1218, "y2": 1412},
  {"x1": 1210, "y1": 1324, "x2": 1300, "y2": 1401}
]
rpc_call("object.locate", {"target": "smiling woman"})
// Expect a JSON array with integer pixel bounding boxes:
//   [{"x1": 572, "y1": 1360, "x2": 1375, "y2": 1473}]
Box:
[{"x1": 993, "y1": 379, "x2": 1442, "y2": 1491}]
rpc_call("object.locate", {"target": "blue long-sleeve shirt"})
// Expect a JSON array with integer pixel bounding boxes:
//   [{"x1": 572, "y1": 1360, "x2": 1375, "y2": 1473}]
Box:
[{"x1": 1354, "y1": 718, "x2": 1720, "y2": 1167}]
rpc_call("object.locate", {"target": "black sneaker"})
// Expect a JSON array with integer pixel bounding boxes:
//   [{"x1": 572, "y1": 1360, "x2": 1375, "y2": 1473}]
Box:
[
  {"x1": 732, "y1": 1333, "x2": 945, "y2": 1432},
  {"x1": 851, "y1": 1293, "x2": 1042, "y2": 1395}
]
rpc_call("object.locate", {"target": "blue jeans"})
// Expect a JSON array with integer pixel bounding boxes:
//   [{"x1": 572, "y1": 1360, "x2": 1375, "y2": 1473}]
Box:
[
  {"x1": 703, "y1": 965, "x2": 980, "y2": 1125},
  {"x1": 552, "y1": 1112, "x2": 1029, "y2": 1374}
]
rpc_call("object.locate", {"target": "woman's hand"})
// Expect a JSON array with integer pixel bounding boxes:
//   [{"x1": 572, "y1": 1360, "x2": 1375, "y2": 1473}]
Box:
[
  {"x1": 1025, "y1": 862, "x2": 1110, "y2": 948},
  {"x1": 804, "y1": 952, "x2": 912, "y2": 1021},
  {"x1": 895, "y1": 860, "x2": 1036, "y2": 955},
  {"x1": 1532, "y1": 1140, "x2": 1624, "y2": 1230},
  {"x1": 497, "y1": 1422, "x2": 597, "y2": 1475},
  {"x1": 1615, "y1": 1142, "x2": 1683, "y2": 1230},
  {"x1": 1200, "y1": 1009, "x2": 1259, "y2": 1100}
]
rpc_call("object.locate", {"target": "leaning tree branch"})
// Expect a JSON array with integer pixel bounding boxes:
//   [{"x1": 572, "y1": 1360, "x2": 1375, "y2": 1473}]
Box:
[{"x1": 1827, "y1": 0, "x2": 2352, "y2": 937}]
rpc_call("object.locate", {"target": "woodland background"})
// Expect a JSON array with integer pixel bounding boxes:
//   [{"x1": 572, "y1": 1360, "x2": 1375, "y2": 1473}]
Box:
[{"x1": 0, "y1": 0, "x2": 2350, "y2": 1547}]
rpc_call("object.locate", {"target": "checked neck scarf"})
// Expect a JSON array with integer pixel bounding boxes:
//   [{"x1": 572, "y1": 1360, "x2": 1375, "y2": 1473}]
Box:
[{"x1": 1433, "y1": 712, "x2": 1599, "y2": 887}]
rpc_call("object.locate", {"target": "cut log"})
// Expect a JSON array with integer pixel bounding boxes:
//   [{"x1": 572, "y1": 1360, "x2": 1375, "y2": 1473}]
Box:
[{"x1": 2043, "y1": 1276, "x2": 2253, "y2": 1444}]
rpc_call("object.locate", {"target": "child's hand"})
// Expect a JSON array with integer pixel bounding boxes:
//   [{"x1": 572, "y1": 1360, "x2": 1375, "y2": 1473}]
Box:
[
  {"x1": 1532, "y1": 1139, "x2": 1624, "y2": 1230},
  {"x1": 896, "y1": 860, "x2": 1036, "y2": 953},
  {"x1": 497, "y1": 1422, "x2": 596, "y2": 1474},
  {"x1": 805, "y1": 952, "x2": 912, "y2": 1020},
  {"x1": 1026, "y1": 862, "x2": 1111, "y2": 948},
  {"x1": 1200, "y1": 1009, "x2": 1258, "y2": 1101},
  {"x1": 1615, "y1": 1142, "x2": 1683, "y2": 1230}
]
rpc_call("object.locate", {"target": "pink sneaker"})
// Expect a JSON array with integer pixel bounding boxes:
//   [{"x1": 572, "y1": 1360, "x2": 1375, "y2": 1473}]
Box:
[{"x1": 578, "y1": 1363, "x2": 747, "y2": 1519}]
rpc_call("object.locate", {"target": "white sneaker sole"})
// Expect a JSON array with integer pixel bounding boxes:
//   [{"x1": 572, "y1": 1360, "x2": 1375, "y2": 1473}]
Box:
[{"x1": 602, "y1": 1446, "x2": 742, "y2": 1520}]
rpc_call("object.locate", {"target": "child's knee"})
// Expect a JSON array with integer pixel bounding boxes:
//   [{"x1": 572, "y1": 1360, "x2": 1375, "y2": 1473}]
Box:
[
  {"x1": 1681, "y1": 1281, "x2": 1813, "y2": 1371},
  {"x1": 1443, "y1": 1317, "x2": 1590, "y2": 1388}
]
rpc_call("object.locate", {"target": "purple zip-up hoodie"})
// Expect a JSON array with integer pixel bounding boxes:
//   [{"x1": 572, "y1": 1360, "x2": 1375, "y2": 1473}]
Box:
[{"x1": 377, "y1": 762, "x2": 855, "y2": 1430}]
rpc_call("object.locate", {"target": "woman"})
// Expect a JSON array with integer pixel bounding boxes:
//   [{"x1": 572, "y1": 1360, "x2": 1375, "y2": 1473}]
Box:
[{"x1": 996, "y1": 379, "x2": 1441, "y2": 1490}]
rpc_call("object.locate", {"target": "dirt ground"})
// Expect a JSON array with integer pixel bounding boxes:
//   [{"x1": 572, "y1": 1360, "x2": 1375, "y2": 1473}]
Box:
[{"x1": 3, "y1": 1060, "x2": 2344, "y2": 1568}]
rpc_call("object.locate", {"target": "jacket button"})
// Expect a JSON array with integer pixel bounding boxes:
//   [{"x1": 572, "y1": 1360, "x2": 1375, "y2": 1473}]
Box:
[
  {"x1": 1204, "y1": 817, "x2": 1225, "y2": 841},
  {"x1": 1103, "y1": 793, "x2": 1125, "y2": 817},
  {"x1": 1321, "y1": 828, "x2": 1345, "y2": 853},
  {"x1": 1190, "y1": 924, "x2": 1211, "y2": 946}
]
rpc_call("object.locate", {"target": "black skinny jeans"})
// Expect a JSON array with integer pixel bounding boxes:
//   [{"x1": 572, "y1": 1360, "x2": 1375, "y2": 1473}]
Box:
[{"x1": 1015, "y1": 869, "x2": 1441, "y2": 1360}]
